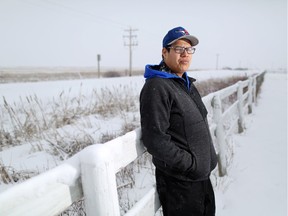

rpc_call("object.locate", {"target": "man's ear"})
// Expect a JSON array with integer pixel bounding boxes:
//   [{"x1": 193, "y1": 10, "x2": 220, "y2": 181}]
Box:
[{"x1": 162, "y1": 47, "x2": 168, "y2": 60}]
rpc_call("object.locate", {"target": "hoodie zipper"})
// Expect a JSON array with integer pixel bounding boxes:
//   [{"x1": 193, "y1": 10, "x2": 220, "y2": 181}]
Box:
[{"x1": 174, "y1": 78, "x2": 208, "y2": 120}]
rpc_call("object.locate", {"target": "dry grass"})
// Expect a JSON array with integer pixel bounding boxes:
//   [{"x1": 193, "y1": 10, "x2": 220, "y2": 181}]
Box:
[
  {"x1": 195, "y1": 75, "x2": 249, "y2": 97},
  {"x1": 0, "y1": 69, "x2": 145, "y2": 83},
  {"x1": 0, "y1": 84, "x2": 139, "y2": 152},
  {"x1": 0, "y1": 161, "x2": 39, "y2": 184}
]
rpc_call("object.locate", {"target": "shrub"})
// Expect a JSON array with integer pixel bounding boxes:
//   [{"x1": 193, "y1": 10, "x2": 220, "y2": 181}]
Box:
[{"x1": 102, "y1": 71, "x2": 122, "y2": 78}]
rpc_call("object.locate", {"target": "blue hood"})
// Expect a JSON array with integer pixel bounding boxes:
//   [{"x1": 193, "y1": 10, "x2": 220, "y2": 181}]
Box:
[
  {"x1": 144, "y1": 64, "x2": 180, "y2": 79},
  {"x1": 144, "y1": 64, "x2": 191, "y2": 89}
]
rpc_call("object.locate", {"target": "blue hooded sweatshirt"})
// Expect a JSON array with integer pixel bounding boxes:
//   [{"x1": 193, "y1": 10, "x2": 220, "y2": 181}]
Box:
[{"x1": 144, "y1": 63, "x2": 191, "y2": 91}]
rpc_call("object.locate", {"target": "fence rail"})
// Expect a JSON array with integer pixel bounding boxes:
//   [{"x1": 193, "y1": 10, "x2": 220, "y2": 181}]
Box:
[{"x1": 0, "y1": 71, "x2": 265, "y2": 216}]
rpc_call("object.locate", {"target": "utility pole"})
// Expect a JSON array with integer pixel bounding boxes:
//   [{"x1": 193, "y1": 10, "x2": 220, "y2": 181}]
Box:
[
  {"x1": 123, "y1": 27, "x2": 138, "y2": 76},
  {"x1": 97, "y1": 54, "x2": 101, "y2": 78}
]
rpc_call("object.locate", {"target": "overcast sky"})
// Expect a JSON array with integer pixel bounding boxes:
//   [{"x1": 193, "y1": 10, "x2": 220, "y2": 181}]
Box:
[{"x1": 0, "y1": 0, "x2": 286, "y2": 70}]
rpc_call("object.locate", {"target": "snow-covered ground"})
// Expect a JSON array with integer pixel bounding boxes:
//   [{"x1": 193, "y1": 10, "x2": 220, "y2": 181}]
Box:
[
  {"x1": 0, "y1": 70, "x2": 286, "y2": 215},
  {"x1": 215, "y1": 73, "x2": 287, "y2": 215}
]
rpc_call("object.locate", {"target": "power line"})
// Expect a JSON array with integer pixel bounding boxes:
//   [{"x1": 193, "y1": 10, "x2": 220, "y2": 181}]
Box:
[
  {"x1": 19, "y1": 0, "x2": 128, "y2": 28},
  {"x1": 123, "y1": 27, "x2": 138, "y2": 76},
  {"x1": 43, "y1": 0, "x2": 127, "y2": 27}
]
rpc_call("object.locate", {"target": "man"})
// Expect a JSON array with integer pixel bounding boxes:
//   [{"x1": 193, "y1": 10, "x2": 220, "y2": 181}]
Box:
[{"x1": 140, "y1": 26, "x2": 218, "y2": 216}]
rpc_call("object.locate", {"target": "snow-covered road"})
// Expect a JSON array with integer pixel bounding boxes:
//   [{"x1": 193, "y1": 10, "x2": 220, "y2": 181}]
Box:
[{"x1": 216, "y1": 73, "x2": 287, "y2": 215}]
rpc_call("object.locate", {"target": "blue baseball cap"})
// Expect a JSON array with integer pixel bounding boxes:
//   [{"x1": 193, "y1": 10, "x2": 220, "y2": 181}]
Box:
[{"x1": 162, "y1": 26, "x2": 199, "y2": 48}]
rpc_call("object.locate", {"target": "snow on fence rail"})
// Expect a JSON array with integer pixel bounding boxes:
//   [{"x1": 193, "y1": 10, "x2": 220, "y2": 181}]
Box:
[{"x1": 0, "y1": 71, "x2": 266, "y2": 216}]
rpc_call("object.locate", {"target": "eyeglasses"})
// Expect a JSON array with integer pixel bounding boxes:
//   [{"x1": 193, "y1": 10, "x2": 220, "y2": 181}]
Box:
[{"x1": 168, "y1": 46, "x2": 196, "y2": 54}]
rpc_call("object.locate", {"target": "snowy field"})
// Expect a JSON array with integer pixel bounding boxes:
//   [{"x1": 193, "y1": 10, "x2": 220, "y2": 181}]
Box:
[
  {"x1": 0, "y1": 69, "x2": 286, "y2": 215},
  {"x1": 0, "y1": 69, "x2": 259, "y2": 105}
]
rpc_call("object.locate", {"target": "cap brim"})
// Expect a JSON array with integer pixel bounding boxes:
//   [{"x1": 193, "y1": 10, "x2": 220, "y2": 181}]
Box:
[{"x1": 167, "y1": 35, "x2": 199, "y2": 46}]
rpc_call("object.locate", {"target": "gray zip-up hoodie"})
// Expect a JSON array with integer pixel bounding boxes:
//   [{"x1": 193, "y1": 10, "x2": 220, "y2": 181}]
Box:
[{"x1": 140, "y1": 63, "x2": 217, "y2": 181}]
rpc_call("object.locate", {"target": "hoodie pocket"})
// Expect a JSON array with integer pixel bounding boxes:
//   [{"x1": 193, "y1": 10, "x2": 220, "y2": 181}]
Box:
[{"x1": 185, "y1": 120, "x2": 212, "y2": 179}]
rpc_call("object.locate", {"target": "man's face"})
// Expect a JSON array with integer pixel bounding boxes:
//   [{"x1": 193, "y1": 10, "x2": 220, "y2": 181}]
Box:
[{"x1": 162, "y1": 39, "x2": 193, "y2": 76}]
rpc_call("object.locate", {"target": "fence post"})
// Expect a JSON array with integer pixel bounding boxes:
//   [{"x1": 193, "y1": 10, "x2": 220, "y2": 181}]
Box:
[
  {"x1": 80, "y1": 144, "x2": 120, "y2": 216},
  {"x1": 212, "y1": 94, "x2": 227, "y2": 177},
  {"x1": 237, "y1": 81, "x2": 244, "y2": 133},
  {"x1": 248, "y1": 77, "x2": 253, "y2": 114},
  {"x1": 252, "y1": 76, "x2": 257, "y2": 105}
]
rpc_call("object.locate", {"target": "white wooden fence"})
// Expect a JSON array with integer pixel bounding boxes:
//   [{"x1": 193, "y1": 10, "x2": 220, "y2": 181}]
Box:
[{"x1": 0, "y1": 72, "x2": 265, "y2": 216}]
